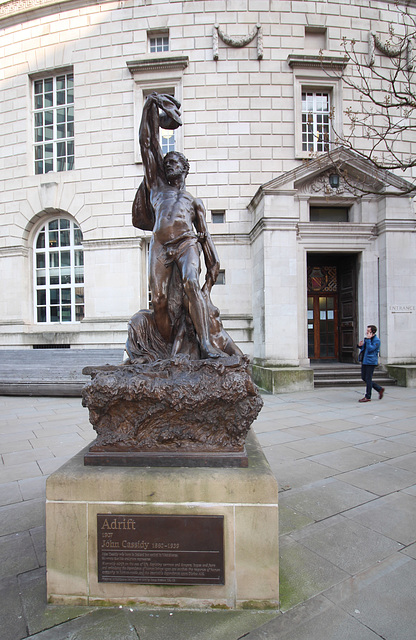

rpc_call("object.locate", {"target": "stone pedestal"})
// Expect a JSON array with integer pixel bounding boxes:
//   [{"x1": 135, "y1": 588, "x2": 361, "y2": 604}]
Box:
[{"x1": 46, "y1": 430, "x2": 279, "y2": 610}]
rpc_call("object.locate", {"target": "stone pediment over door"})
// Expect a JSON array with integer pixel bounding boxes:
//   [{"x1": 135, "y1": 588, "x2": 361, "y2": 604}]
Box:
[{"x1": 249, "y1": 147, "x2": 414, "y2": 212}]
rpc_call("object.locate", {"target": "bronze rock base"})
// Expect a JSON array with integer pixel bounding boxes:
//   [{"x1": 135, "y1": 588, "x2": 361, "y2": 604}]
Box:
[{"x1": 82, "y1": 355, "x2": 263, "y2": 466}]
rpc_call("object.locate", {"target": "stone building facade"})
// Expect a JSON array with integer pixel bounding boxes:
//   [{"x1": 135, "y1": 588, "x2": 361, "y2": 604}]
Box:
[{"x1": 1, "y1": 0, "x2": 415, "y2": 371}]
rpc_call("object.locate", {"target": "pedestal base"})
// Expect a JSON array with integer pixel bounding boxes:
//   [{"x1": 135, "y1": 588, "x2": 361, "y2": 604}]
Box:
[
  {"x1": 84, "y1": 446, "x2": 248, "y2": 467},
  {"x1": 46, "y1": 430, "x2": 279, "y2": 610}
]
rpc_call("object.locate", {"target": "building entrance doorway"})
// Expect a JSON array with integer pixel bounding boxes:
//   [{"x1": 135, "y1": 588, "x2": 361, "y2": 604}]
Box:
[{"x1": 307, "y1": 254, "x2": 358, "y2": 362}]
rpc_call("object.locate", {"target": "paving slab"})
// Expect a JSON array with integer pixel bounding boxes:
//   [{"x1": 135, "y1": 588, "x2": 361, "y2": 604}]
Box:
[
  {"x1": 0, "y1": 530, "x2": 39, "y2": 579},
  {"x1": 355, "y1": 438, "x2": 411, "y2": 458},
  {"x1": 401, "y1": 542, "x2": 416, "y2": 559},
  {"x1": 279, "y1": 477, "x2": 376, "y2": 521},
  {"x1": 0, "y1": 575, "x2": 28, "y2": 640},
  {"x1": 385, "y1": 452, "x2": 416, "y2": 472},
  {"x1": 278, "y1": 536, "x2": 348, "y2": 611},
  {"x1": 324, "y1": 554, "x2": 416, "y2": 640},
  {"x1": 339, "y1": 461, "x2": 416, "y2": 495},
  {"x1": 344, "y1": 491, "x2": 416, "y2": 545},
  {"x1": 246, "y1": 596, "x2": 381, "y2": 640},
  {"x1": 0, "y1": 497, "x2": 45, "y2": 536},
  {"x1": 282, "y1": 435, "x2": 350, "y2": 456},
  {"x1": 264, "y1": 456, "x2": 333, "y2": 490},
  {"x1": 307, "y1": 447, "x2": 387, "y2": 473},
  {"x1": 0, "y1": 480, "x2": 22, "y2": 506},
  {"x1": 291, "y1": 516, "x2": 402, "y2": 574},
  {"x1": 18, "y1": 476, "x2": 47, "y2": 501},
  {"x1": 18, "y1": 568, "x2": 98, "y2": 637}
]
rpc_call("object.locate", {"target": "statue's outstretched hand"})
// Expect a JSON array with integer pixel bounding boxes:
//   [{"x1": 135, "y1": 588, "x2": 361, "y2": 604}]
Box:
[{"x1": 146, "y1": 93, "x2": 182, "y2": 129}]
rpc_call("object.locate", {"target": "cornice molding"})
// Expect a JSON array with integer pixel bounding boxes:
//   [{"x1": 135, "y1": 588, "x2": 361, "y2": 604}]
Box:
[
  {"x1": 287, "y1": 53, "x2": 348, "y2": 70},
  {"x1": 249, "y1": 218, "x2": 298, "y2": 244},
  {"x1": 81, "y1": 237, "x2": 143, "y2": 250},
  {"x1": 0, "y1": 0, "x2": 114, "y2": 23},
  {"x1": 296, "y1": 222, "x2": 377, "y2": 246},
  {"x1": 376, "y1": 220, "x2": 416, "y2": 234},
  {"x1": 127, "y1": 56, "x2": 189, "y2": 76},
  {"x1": 211, "y1": 233, "x2": 249, "y2": 245},
  {"x1": 0, "y1": 246, "x2": 29, "y2": 257}
]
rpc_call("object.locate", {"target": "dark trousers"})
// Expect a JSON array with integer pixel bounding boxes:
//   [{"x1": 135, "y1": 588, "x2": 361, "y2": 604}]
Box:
[{"x1": 361, "y1": 364, "x2": 382, "y2": 399}]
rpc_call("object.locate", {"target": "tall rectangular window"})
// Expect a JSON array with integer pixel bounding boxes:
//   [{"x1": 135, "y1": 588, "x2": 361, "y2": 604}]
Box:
[
  {"x1": 33, "y1": 73, "x2": 74, "y2": 174},
  {"x1": 301, "y1": 91, "x2": 330, "y2": 153}
]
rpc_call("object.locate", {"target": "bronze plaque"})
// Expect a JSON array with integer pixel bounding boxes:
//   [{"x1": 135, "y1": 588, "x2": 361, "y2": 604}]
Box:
[{"x1": 97, "y1": 514, "x2": 224, "y2": 585}]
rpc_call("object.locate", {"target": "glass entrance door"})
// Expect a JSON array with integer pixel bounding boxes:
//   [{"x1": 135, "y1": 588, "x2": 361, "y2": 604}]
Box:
[{"x1": 308, "y1": 294, "x2": 338, "y2": 359}]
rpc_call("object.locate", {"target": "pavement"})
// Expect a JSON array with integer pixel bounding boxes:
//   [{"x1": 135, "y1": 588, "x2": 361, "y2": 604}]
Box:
[{"x1": 1, "y1": 384, "x2": 416, "y2": 639}]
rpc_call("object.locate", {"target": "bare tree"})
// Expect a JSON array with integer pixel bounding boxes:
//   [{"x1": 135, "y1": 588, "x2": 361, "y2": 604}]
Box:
[{"x1": 323, "y1": 1, "x2": 416, "y2": 194}]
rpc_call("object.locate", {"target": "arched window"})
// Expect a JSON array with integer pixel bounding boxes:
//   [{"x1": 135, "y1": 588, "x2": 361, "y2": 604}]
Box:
[{"x1": 34, "y1": 218, "x2": 84, "y2": 323}]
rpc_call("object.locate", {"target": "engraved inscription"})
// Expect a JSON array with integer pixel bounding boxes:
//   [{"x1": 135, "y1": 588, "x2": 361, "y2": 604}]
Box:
[{"x1": 97, "y1": 514, "x2": 224, "y2": 585}]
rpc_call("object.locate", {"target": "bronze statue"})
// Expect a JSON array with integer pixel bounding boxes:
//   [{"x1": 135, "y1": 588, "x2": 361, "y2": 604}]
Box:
[
  {"x1": 126, "y1": 93, "x2": 242, "y2": 363},
  {"x1": 83, "y1": 94, "x2": 262, "y2": 463}
]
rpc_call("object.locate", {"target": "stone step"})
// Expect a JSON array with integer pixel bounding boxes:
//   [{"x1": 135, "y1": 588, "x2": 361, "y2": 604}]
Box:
[
  {"x1": 0, "y1": 349, "x2": 124, "y2": 396},
  {"x1": 313, "y1": 366, "x2": 396, "y2": 388}
]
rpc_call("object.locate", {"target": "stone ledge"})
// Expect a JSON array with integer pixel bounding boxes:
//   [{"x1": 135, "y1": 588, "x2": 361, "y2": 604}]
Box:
[
  {"x1": 386, "y1": 365, "x2": 416, "y2": 388},
  {"x1": 252, "y1": 365, "x2": 314, "y2": 394}
]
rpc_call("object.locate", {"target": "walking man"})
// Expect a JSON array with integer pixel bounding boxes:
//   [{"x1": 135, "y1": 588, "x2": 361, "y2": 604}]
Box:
[{"x1": 358, "y1": 325, "x2": 385, "y2": 402}]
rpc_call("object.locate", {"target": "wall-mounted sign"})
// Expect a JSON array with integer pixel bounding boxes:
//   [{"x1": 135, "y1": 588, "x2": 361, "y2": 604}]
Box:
[{"x1": 389, "y1": 305, "x2": 415, "y2": 313}]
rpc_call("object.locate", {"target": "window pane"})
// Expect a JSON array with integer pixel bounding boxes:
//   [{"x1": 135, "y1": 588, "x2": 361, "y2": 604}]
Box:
[
  {"x1": 37, "y1": 290, "x2": 46, "y2": 306},
  {"x1": 50, "y1": 289, "x2": 60, "y2": 304},
  {"x1": 49, "y1": 232, "x2": 59, "y2": 248},
  {"x1": 61, "y1": 306, "x2": 71, "y2": 322},
  {"x1": 61, "y1": 289, "x2": 71, "y2": 304},
  {"x1": 36, "y1": 232, "x2": 45, "y2": 249},
  {"x1": 56, "y1": 90, "x2": 65, "y2": 105},
  {"x1": 57, "y1": 157, "x2": 66, "y2": 172},
  {"x1": 75, "y1": 305, "x2": 84, "y2": 321},
  {"x1": 61, "y1": 251, "x2": 70, "y2": 266},
  {"x1": 44, "y1": 93, "x2": 53, "y2": 108},
  {"x1": 37, "y1": 307, "x2": 46, "y2": 322},
  {"x1": 36, "y1": 253, "x2": 45, "y2": 269},
  {"x1": 50, "y1": 306, "x2": 60, "y2": 322},
  {"x1": 60, "y1": 230, "x2": 70, "y2": 246}
]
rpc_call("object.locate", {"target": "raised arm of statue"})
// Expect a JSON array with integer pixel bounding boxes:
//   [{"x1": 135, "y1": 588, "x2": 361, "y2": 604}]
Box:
[
  {"x1": 139, "y1": 93, "x2": 182, "y2": 190},
  {"x1": 133, "y1": 94, "x2": 182, "y2": 232},
  {"x1": 139, "y1": 94, "x2": 164, "y2": 189}
]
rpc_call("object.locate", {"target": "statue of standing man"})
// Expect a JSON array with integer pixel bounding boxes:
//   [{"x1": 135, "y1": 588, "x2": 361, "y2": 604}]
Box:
[{"x1": 126, "y1": 93, "x2": 242, "y2": 363}]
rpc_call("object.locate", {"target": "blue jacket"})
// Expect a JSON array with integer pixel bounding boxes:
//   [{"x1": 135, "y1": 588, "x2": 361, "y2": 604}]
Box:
[{"x1": 360, "y1": 335, "x2": 380, "y2": 365}]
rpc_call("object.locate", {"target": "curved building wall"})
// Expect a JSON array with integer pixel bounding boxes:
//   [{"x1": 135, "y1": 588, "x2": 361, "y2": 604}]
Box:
[{"x1": 0, "y1": 0, "x2": 415, "y2": 365}]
